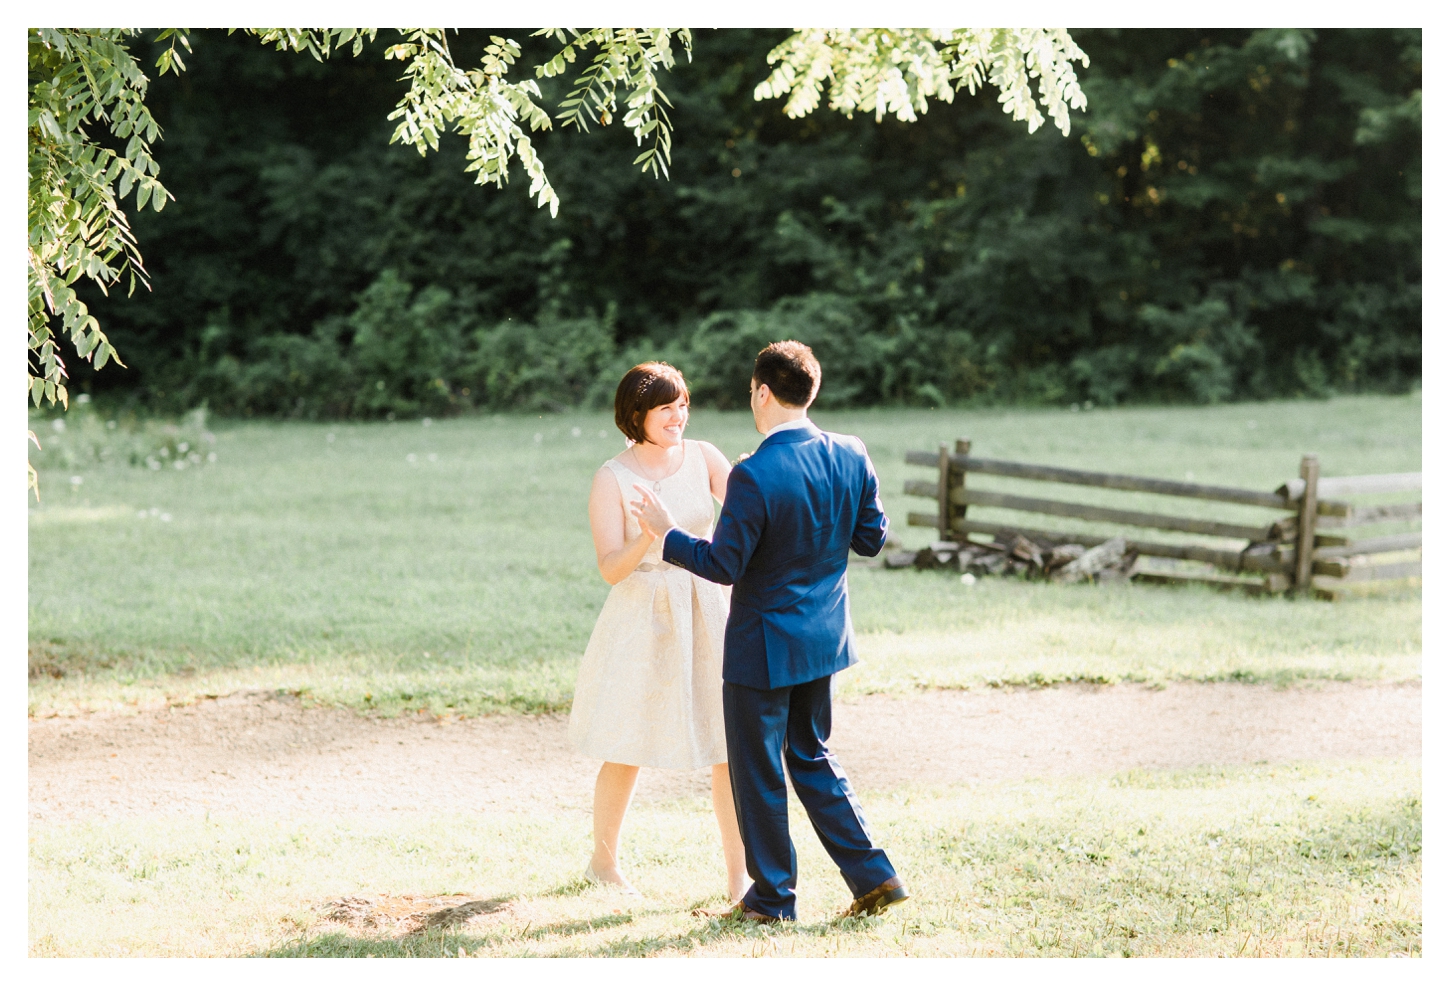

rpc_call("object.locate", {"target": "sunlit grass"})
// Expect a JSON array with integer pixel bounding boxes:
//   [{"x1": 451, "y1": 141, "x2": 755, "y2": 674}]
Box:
[
  {"x1": 842, "y1": 572, "x2": 1419, "y2": 697},
  {"x1": 29, "y1": 393, "x2": 1420, "y2": 717},
  {"x1": 29, "y1": 760, "x2": 1419, "y2": 957}
]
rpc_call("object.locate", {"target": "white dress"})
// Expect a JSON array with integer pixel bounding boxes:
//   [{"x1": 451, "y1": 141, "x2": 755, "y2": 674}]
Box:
[{"x1": 569, "y1": 440, "x2": 730, "y2": 769}]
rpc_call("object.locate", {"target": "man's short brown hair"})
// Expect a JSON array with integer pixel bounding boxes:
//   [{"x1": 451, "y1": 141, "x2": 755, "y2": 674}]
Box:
[
  {"x1": 614, "y1": 362, "x2": 689, "y2": 443},
  {"x1": 753, "y1": 340, "x2": 821, "y2": 408}
]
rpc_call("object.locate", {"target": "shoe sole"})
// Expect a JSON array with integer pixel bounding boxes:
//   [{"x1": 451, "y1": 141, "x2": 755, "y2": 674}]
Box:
[{"x1": 853, "y1": 886, "x2": 910, "y2": 916}]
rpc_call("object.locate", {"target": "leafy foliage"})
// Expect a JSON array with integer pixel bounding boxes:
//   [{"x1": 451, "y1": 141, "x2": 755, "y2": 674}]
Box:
[
  {"x1": 27, "y1": 30, "x2": 173, "y2": 406},
  {"x1": 30, "y1": 26, "x2": 1096, "y2": 449},
  {"x1": 378, "y1": 30, "x2": 560, "y2": 214},
  {"x1": 755, "y1": 28, "x2": 1088, "y2": 133},
  {"x1": 27, "y1": 28, "x2": 190, "y2": 496},
  {"x1": 536, "y1": 28, "x2": 694, "y2": 181},
  {"x1": 58, "y1": 28, "x2": 1419, "y2": 420}
]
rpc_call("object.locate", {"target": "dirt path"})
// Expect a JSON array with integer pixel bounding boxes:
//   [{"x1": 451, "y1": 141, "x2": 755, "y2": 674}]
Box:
[{"x1": 29, "y1": 681, "x2": 1420, "y2": 824}]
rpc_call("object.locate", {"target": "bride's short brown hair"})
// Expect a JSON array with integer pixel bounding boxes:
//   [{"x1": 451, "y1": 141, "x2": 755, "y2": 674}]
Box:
[{"x1": 614, "y1": 362, "x2": 689, "y2": 443}]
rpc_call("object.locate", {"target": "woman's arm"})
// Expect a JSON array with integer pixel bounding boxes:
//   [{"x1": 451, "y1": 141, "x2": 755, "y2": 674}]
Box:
[
  {"x1": 698, "y1": 441, "x2": 733, "y2": 504},
  {"x1": 590, "y1": 466, "x2": 657, "y2": 585}
]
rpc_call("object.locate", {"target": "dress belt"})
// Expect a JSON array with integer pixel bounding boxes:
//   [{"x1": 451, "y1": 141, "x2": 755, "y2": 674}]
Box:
[{"x1": 634, "y1": 560, "x2": 678, "y2": 573}]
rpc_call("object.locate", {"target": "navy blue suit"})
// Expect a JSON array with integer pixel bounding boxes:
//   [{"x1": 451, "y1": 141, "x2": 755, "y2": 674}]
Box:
[{"x1": 663, "y1": 422, "x2": 897, "y2": 918}]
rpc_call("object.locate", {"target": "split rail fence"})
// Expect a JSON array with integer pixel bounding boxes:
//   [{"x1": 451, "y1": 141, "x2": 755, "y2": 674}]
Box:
[{"x1": 903, "y1": 438, "x2": 1421, "y2": 599}]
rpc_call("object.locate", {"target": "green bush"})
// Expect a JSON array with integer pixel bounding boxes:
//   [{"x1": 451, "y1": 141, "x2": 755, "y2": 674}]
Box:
[
  {"x1": 466, "y1": 305, "x2": 620, "y2": 412},
  {"x1": 680, "y1": 294, "x2": 887, "y2": 409},
  {"x1": 170, "y1": 278, "x2": 1339, "y2": 419}
]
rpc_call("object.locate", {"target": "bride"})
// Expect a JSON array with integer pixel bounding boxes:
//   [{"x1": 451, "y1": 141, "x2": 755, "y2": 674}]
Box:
[{"x1": 568, "y1": 362, "x2": 749, "y2": 903}]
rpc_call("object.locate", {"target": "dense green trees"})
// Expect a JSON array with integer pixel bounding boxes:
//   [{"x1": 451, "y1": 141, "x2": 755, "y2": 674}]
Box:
[{"x1": 71, "y1": 28, "x2": 1419, "y2": 417}]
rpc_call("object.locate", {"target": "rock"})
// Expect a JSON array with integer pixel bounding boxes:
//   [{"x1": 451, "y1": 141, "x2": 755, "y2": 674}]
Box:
[
  {"x1": 914, "y1": 545, "x2": 968, "y2": 570},
  {"x1": 1263, "y1": 572, "x2": 1292, "y2": 593},
  {"x1": 981, "y1": 553, "x2": 1010, "y2": 576},
  {"x1": 1054, "y1": 536, "x2": 1129, "y2": 583},
  {"x1": 1046, "y1": 543, "x2": 1086, "y2": 571},
  {"x1": 1008, "y1": 534, "x2": 1046, "y2": 568},
  {"x1": 882, "y1": 550, "x2": 920, "y2": 570}
]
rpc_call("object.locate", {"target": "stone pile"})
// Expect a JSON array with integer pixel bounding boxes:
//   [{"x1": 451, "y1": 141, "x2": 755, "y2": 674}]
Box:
[{"x1": 883, "y1": 534, "x2": 1139, "y2": 583}]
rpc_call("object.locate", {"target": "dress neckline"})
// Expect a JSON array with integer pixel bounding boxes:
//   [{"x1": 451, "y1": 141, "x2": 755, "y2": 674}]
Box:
[{"x1": 613, "y1": 440, "x2": 693, "y2": 486}]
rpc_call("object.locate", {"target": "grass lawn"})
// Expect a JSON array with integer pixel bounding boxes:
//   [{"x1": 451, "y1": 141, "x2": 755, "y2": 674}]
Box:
[
  {"x1": 29, "y1": 393, "x2": 1421, "y2": 717},
  {"x1": 27, "y1": 394, "x2": 1422, "y2": 958},
  {"x1": 29, "y1": 760, "x2": 1420, "y2": 957}
]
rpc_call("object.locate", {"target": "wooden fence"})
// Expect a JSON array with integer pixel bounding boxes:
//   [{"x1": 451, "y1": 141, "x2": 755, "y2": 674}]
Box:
[{"x1": 903, "y1": 438, "x2": 1421, "y2": 599}]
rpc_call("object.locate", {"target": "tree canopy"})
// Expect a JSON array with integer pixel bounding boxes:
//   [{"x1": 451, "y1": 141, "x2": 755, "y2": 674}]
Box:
[
  {"x1": 35, "y1": 29, "x2": 1420, "y2": 427},
  {"x1": 28, "y1": 26, "x2": 1096, "y2": 498},
  {"x1": 27, "y1": 26, "x2": 1088, "y2": 401}
]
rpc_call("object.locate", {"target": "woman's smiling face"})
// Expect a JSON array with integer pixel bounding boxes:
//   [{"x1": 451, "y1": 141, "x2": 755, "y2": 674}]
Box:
[{"x1": 640, "y1": 396, "x2": 689, "y2": 447}]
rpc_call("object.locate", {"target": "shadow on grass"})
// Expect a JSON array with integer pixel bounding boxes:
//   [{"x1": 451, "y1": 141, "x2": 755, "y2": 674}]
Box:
[
  {"x1": 574, "y1": 913, "x2": 881, "y2": 958},
  {"x1": 255, "y1": 899, "x2": 885, "y2": 957},
  {"x1": 259, "y1": 912, "x2": 641, "y2": 958}
]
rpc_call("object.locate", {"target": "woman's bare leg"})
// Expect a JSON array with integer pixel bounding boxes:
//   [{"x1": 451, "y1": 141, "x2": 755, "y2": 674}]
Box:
[
  {"x1": 590, "y1": 762, "x2": 641, "y2": 886},
  {"x1": 711, "y1": 762, "x2": 750, "y2": 901}
]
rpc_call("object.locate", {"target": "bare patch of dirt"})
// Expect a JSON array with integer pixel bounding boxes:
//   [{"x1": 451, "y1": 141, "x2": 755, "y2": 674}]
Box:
[
  {"x1": 318, "y1": 894, "x2": 527, "y2": 937},
  {"x1": 28, "y1": 681, "x2": 1420, "y2": 825}
]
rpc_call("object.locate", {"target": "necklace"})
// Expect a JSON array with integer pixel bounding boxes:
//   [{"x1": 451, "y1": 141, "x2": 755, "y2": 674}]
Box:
[{"x1": 629, "y1": 444, "x2": 674, "y2": 492}]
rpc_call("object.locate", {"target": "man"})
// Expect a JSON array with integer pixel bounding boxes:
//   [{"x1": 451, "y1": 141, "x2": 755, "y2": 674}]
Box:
[{"x1": 630, "y1": 340, "x2": 908, "y2": 923}]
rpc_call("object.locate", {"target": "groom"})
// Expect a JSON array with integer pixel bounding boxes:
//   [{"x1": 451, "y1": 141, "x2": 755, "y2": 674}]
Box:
[{"x1": 631, "y1": 340, "x2": 908, "y2": 923}]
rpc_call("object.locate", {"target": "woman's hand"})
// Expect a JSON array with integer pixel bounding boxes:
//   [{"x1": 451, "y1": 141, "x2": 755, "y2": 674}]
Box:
[{"x1": 630, "y1": 485, "x2": 675, "y2": 540}]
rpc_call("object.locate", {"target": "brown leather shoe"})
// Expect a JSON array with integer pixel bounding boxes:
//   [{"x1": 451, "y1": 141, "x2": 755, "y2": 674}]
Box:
[
  {"x1": 695, "y1": 902, "x2": 782, "y2": 924},
  {"x1": 843, "y1": 876, "x2": 910, "y2": 917}
]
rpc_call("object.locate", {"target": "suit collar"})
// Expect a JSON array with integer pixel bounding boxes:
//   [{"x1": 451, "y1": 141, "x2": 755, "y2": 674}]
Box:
[{"x1": 758, "y1": 420, "x2": 822, "y2": 448}]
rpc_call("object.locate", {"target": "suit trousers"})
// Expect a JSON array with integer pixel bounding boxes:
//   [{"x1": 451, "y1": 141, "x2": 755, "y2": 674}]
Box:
[{"x1": 723, "y1": 673, "x2": 897, "y2": 920}]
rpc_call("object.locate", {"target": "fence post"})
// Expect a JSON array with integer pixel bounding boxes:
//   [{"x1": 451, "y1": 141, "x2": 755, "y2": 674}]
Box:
[
  {"x1": 936, "y1": 443, "x2": 952, "y2": 541},
  {"x1": 954, "y1": 437, "x2": 971, "y2": 537},
  {"x1": 1293, "y1": 453, "x2": 1320, "y2": 594}
]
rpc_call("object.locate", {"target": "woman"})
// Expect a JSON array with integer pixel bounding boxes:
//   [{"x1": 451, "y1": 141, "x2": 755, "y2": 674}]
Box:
[{"x1": 568, "y1": 362, "x2": 749, "y2": 903}]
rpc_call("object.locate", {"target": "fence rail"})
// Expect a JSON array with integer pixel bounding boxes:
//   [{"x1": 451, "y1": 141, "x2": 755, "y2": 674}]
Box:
[
  {"x1": 902, "y1": 438, "x2": 1421, "y2": 599},
  {"x1": 1279, "y1": 472, "x2": 1422, "y2": 500},
  {"x1": 902, "y1": 450, "x2": 1307, "y2": 509}
]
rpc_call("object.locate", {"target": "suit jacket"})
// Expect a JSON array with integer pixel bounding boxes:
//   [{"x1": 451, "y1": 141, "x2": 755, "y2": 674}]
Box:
[{"x1": 662, "y1": 422, "x2": 889, "y2": 690}]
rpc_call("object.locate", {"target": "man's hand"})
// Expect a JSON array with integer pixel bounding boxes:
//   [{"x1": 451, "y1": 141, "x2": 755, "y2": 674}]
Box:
[{"x1": 631, "y1": 485, "x2": 677, "y2": 540}]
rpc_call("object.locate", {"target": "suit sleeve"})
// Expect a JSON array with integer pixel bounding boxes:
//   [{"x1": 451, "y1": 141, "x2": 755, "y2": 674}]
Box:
[
  {"x1": 850, "y1": 441, "x2": 890, "y2": 557},
  {"x1": 662, "y1": 463, "x2": 766, "y2": 585}
]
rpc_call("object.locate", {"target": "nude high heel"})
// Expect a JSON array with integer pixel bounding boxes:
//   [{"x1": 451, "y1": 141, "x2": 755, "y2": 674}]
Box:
[{"x1": 584, "y1": 861, "x2": 642, "y2": 896}]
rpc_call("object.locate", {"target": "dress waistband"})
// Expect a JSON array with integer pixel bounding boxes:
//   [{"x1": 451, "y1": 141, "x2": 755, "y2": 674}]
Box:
[{"x1": 634, "y1": 560, "x2": 678, "y2": 573}]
